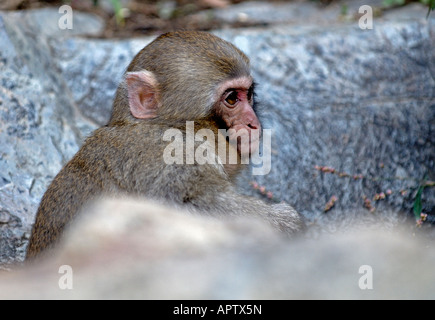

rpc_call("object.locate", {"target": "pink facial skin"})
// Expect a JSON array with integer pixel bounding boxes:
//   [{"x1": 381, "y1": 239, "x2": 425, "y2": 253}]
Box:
[{"x1": 215, "y1": 76, "x2": 261, "y2": 156}]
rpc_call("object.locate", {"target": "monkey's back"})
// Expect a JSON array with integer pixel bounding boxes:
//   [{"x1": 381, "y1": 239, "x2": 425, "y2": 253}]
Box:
[
  {"x1": 26, "y1": 126, "x2": 123, "y2": 259},
  {"x1": 26, "y1": 123, "x2": 229, "y2": 259},
  {"x1": 26, "y1": 167, "x2": 97, "y2": 258}
]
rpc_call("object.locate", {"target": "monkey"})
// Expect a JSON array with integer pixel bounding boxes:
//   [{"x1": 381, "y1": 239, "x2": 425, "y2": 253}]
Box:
[{"x1": 26, "y1": 31, "x2": 305, "y2": 260}]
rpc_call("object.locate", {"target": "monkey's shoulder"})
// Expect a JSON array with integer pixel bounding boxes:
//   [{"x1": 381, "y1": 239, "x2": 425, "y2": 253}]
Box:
[
  {"x1": 79, "y1": 124, "x2": 225, "y2": 173},
  {"x1": 81, "y1": 125, "x2": 163, "y2": 153}
]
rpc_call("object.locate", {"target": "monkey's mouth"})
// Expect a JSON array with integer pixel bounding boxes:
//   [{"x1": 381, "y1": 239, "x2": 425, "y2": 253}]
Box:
[{"x1": 227, "y1": 128, "x2": 261, "y2": 157}]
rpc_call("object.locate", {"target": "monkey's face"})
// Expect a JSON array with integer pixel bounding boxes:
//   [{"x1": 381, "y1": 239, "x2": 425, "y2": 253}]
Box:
[
  {"x1": 215, "y1": 76, "x2": 261, "y2": 157},
  {"x1": 120, "y1": 31, "x2": 262, "y2": 158}
]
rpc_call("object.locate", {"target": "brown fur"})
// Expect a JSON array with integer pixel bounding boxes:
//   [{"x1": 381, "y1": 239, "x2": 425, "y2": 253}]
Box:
[{"x1": 26, "y1": 31, "x2": 304, "y2": 260}]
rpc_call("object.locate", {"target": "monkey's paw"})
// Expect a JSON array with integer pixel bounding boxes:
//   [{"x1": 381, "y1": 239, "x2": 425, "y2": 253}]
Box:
[{"x1": 269, "y1": 203, "x2": 306, "y2": 235}]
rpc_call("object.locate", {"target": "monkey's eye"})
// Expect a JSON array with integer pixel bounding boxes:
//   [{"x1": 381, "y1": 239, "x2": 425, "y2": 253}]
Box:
[{"x1": 224, "y1": 91, "x2": 238, "y2": 106}]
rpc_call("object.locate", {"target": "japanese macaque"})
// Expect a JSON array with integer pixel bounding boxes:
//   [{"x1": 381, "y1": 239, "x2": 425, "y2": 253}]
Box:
[{"x1": 26, "y1": 31, "x2": 304, "y2": 260}]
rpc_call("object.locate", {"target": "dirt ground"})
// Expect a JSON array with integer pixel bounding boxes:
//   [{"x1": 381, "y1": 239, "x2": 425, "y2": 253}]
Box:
[{"x1": 0, "y1": 0, "x2": 289, "y2": 38}]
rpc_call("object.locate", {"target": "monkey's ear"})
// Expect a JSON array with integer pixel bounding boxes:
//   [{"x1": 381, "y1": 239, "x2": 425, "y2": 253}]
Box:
[{"x1": 125, "y1": 71, "x2": 159, "y2": 119}]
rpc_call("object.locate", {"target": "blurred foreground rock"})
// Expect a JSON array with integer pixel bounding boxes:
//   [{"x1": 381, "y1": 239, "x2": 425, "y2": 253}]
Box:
[
  {"x1": 0, "y1": 2, "x2": 434, "y2": 284},
  {"x1": 0, "y1": 198, "x2": 434, "y2": 299}
]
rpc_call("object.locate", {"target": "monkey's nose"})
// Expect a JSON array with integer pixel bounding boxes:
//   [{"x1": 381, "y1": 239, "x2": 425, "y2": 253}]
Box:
[{"x1": 247, "y1": 119, "x2": 261, "y2": 130}]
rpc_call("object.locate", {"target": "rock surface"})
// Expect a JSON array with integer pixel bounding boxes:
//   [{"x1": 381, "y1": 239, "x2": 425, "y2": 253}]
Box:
[
  {"x1": 228, "y1": 18, "x2": 435, "y2": 233},
  {"x1": 0, "y1": 1, "x2": 434, "y2": 276},
  {"x1": 0, "y1": 8, "x2": 105, "y2": 266},
  {"x1": 1, "y1": 198, "x2": 434, "y2": 299}
]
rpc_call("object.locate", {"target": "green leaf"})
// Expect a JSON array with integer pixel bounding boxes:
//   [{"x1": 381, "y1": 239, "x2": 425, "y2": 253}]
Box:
[
  {"x1": 424, "y1": 0, "x2": 435, "y2": 18},
  {"x1": 110, "y1": 0, "x2": 125, "y2": 26},
  {"x1": 383, "y1": 0, "x2": 405, "y2": 7}
]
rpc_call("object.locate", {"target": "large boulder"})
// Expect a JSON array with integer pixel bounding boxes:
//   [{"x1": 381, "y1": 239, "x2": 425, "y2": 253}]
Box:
[
  {"x1": 0, "y1": 8, "x2": 106, "y2": 265},
  {"x1": 0, "y1": 198, "x2": 434, "y2": 299},
  {"x1": 227, "y1": 19, "x2": 435, "y2": 232}
]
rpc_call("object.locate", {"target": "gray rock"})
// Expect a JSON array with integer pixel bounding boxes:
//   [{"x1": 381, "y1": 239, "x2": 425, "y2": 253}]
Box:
[
  {"x1": 5, "y1": 8, "x2": 104, "y2": 37},
  {"x1": 49, "y1": 37, "x2": 151, "y2": 125},
  {"x1": 209, "y1": 0, "x2": 343, "y2": 26},
  {"x1": 218, "y1": 19, "x2": 435, "y2": 231},
  {"x1": 208, "y1": 0, "x2": 433, "y2": 27},
  {"x1": 0, "y1": 10, "x2": 99, "y2": 265},
  {"x1": 0, "y1": 198, "x2": 434, "y2": 299}
]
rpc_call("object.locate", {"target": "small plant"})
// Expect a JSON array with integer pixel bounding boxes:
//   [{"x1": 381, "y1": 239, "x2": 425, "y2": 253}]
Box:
[
  {"x1": 382, "y1": 0, "x2": 435, "y2": 17},
  {"x1": 250, "y1": 181, "x2": 280, "y2": 203},
  {"x1": 314, "y1": 165, "x2": 434, "y2": 226},
  {"x1": 413, "y1": 178, "x2": 434, "y2": 225},
  {"x1": 109, "y1": 0, "x2": 125, "y2": 26},
  {"x1": 422, "y1": 0, "x2": 435, "y2": 17},
  {"x1": 91, "y1": 0, "x2": 126, "y2": 26},
  {"x1": 382, "y1": 0, "x2": 406, "y2": 7},
  {"x1": 324, "y1": 195, "x2": 338, "y2": 212}
]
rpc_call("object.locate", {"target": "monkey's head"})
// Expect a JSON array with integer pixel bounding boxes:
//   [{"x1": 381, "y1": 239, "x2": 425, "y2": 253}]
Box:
[{"x1": 110, "y1": 31, "x2": 261, "y2": 156}]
